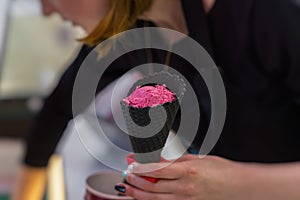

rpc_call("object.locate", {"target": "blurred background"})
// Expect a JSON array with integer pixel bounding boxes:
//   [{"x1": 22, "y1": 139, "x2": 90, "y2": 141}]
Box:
[
  {"x1": 0, "y1": 0, "x2": 83, "y2": 198},
  {"x1": 2, "y1": 0, "x2": 299, "y2": 199}
]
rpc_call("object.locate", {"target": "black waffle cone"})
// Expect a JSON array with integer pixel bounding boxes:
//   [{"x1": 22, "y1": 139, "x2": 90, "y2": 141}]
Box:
[
  {"x1": 121, "y1": 99, "x2": 179, "y2": 163},
  {"x1": 121, "y1": 71, "x2": 186, "y2": 163}
]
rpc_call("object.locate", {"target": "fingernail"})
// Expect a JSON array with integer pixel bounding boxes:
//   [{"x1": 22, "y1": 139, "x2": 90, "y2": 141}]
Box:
[
  {"x1": 127, "y1": 164, "x2": 134, "y2": 173},
  {"x1": 115, "y1": 185, "x2": 126, "y2": 193},
  {"x1": 122, "y1": 170, "x2": 127, "y2": 179}
]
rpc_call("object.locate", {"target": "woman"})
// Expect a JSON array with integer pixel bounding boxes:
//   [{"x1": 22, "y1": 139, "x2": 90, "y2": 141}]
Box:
[
  {"x1": 15, "y1": 0, "x2": 300, "y2": 199},
  {"x1": 114, "y1": 0, "x2": 300, "y2": 199}
]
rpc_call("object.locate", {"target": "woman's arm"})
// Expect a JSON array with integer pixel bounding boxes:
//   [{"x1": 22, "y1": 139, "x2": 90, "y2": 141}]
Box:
[
  {"x1": 12, "y1": 165, "x2": 47, "y2": 200},
  {"x1": 237, "y1": 159, "x2": 300, "y2": 200},
  {"x1": 12, "y1": 45, "x2": 92, "y2": 200},
  {"x1": 24, "y1": 45, "x2": 92, "y2": 167},
  {"x1": 119, "y1": 154, "x2": 300, "y2": 200}
]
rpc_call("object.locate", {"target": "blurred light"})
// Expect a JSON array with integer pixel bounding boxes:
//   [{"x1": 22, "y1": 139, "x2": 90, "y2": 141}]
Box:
[
  {"x1": 26, "y1": 97, "x2": 44, "y2": 113},
  {"x1": 11, "y1": 0, "x2": 41, "y2": 17}
]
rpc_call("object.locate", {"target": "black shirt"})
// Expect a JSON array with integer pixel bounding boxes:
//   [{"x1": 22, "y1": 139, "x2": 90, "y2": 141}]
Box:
[
  {"x1": 24, "y1": 0, "x2": 300, "y2": 166},
  {"x1": 209, "y1": 0, "x2": 300, "y2": 162}
]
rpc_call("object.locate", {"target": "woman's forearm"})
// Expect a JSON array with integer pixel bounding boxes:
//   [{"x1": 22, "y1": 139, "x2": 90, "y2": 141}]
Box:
[
  {"x1": 12, "y1": 165, "x2": 47, "y2": 200},
  {"x1": 236, "y1": 161, "x2": 300, "y2": 200}
]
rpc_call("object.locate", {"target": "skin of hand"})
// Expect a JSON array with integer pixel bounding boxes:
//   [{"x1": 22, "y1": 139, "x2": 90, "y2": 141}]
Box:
[
  {"x1": 11, "y1": 166, "x2": 47, "y2": 200},
  {"x1": 118, "y1": 154, "x2": 300, "y2": 200},
  {"x1": 120, "y1": 154, "x2": 240, "y2": 200}
]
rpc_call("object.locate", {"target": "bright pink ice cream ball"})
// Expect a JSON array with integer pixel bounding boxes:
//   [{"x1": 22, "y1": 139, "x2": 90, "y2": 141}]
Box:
[{"x1": 123, "y1": 84, "x2": 176, "y2": 108}]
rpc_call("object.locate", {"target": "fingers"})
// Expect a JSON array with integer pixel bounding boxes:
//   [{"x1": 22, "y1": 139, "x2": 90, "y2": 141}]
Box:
[
  {"x1": 130, "y1": 162, "x2": 185, "y2": 179},
  {"x1": 128, "y1": 154, "x2": 198, "y2": 179},
  {"x1": 115, "y1": 182, "x2": 175, "y2": 200},
  {"x1": 125, "y1": 172, "x2": 176, "y2": 193},
  {"x1": 127, "y1": 155, "x2": 199, "y2": 179},
  {"x1": 118, "y1": 155, "x2": 201, "y2": 199}
]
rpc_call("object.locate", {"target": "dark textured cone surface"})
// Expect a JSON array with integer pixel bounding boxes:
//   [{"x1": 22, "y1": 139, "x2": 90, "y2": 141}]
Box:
[
  {"x1": 121, "y1": 99, "x2": 179, "y2": 163},
  {"x1": 121, "y1": 71, "x2": 186, "y2": 163}
]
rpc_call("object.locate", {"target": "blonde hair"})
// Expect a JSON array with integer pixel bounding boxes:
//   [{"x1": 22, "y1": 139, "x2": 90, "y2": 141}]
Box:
[{"x1": 81, "y1": 0, "x2": 153, "y2": 46}]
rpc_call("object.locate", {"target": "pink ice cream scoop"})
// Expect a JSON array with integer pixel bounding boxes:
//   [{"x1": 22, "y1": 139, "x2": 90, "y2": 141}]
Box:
[
  {"x1": 123, "y1": 84, "x2": 176, "y2": 108},
  {"x1": 121, "y1": 83, "x2": 179, "y2": 164}
]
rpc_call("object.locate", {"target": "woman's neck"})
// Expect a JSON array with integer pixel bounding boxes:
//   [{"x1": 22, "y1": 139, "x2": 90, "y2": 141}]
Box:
[
  {"x1": 139, "y1": 0, "x2": 188, "y2": 34},
  {"x1": 203, "y1": 0, "x2": 216, "y2": 13}
]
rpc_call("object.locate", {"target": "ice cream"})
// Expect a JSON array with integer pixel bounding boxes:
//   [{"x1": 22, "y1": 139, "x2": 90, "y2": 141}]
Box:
[
  {"x1": 123, "y1": 84, "x2": 176, "y2": 108},
  {"x1": 121, "y1": 83, "x2": 180, "y2": 163}
]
